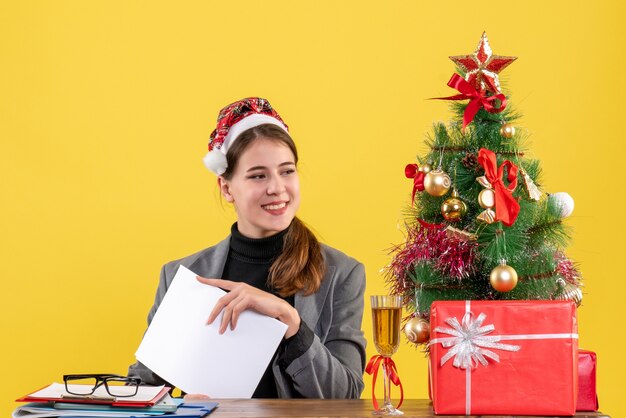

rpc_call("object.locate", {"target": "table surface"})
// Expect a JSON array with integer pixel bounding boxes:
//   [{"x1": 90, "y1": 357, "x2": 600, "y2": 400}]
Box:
[{"x1": 202, "y1": 399, "x2": 609, "y2": 418}]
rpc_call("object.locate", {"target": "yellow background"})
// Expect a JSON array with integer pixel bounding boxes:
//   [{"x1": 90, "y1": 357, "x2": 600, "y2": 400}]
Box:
[{"x1": 2, "y1": 1, "x2": 624, "y2": 416}]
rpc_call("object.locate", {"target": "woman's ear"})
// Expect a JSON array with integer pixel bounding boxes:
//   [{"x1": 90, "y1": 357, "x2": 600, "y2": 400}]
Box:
[{"x1": 218, "y1": 176, "x2": 234, "y2": 202}]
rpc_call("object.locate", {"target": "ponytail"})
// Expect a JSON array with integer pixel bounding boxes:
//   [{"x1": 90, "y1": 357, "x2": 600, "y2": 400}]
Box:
[{"x1": 269, "y1": 217, "x2": 326, "y2": 297}]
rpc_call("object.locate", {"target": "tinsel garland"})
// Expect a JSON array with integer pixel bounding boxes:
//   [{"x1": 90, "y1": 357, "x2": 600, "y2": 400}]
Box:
[
  {"x1": 386, "y1": 219, "x2": 478, "y2": 296},
  {"x1": 555, "y1": 252, "x2": 581, "y2": 284}
]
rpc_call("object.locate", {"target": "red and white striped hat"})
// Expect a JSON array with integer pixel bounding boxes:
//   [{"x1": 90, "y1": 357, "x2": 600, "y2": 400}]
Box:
[{"x1": 203, "y1": 97, "x2": 289, "y2": 175}]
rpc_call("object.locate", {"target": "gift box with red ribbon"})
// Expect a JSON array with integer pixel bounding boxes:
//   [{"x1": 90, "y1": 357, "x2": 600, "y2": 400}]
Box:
[
  {"x1": 577, "y1": 349, "x2": 599, "y2": 411},
  {"x1": 429, "y1": 300, "x2": 578, "y2": 416}
]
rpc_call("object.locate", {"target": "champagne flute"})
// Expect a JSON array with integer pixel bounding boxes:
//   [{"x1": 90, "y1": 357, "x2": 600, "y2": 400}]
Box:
[{"x1": 371, "y1": 295, "x2": 403, "y2": 416}]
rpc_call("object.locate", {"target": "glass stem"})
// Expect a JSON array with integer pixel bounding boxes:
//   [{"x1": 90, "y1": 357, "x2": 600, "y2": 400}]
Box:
[{"x1": 382, "y1": 360, "x2": 392, "y2": 409}]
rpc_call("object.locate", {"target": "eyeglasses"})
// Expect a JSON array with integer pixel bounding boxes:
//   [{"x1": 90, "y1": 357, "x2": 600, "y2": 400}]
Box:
[{"x1": 63, "y1": 374, "x2": 142, "y2": 398}]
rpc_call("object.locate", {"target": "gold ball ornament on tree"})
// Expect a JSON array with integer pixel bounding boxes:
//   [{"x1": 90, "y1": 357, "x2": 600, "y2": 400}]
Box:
[
  {"x1": 423, "y1": 169, "x2": 451, "y2": 197},
  {"x1": 419, "y1": 163, "x2": 432, "y2": 174},
  {"x1": 490, "y1": 262, "x2": 518, "y2": 292},
  {"x1": 404, "y1": 317, "x2": 430, "y2": 344},
  {"x1": 555, "y1": 278, "x2": 583, "y2": 307},
  {"x1": 500, "y1": 123, "x2": 516, "y2": 138},
  {"x1": 441, "y1": 189, "x2": 467, "y2": 222}
]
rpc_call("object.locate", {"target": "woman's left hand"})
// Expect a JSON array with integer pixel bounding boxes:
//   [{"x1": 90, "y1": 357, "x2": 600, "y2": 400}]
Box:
[
  {"x1": 196, "y1": 276, "x2": 301, "y2": 338},
  {"x1": 183, "y1": 393, "x2": 211, "y2": 400}
]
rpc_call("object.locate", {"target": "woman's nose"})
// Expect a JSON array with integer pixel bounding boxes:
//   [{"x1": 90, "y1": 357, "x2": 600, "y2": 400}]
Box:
[{"x1": 267, "y1": 175, "x2": 286, "y2": 195}]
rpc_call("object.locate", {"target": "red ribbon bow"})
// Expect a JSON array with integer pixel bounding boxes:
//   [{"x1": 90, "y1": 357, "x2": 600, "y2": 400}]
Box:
[
  {"x1": 417, "y1": 218, "x2": 445, "y2": 230},
  {"x1": 433, "y1": 73, "x2": 507, "y2": 132},
  {"x1": 365, "y1": 355, "x2": 404, "y2": 410},
  {"x1": 405, "y1": 164, "x2": 425, "y2": 204},
  {"x1": 477, "y1": 148, "x2": 520, "y2": 226}
]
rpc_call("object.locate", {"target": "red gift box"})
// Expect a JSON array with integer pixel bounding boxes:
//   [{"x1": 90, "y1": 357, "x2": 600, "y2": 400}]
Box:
[
  {"x1": 429, "y1": 300, "x2": 578, "y2": 416},
  {"x1": 577, "y1": 349, "x2": 599, "y2": 411}
]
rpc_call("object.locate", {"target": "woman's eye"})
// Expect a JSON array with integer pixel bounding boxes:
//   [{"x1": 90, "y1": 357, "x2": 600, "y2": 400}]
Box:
[
  {"x1": 282, "y1": 169, "x2": 296, "y2": 176},
  {"x1": 247, "y1": 174, "x2": 265, "y2": 180}
]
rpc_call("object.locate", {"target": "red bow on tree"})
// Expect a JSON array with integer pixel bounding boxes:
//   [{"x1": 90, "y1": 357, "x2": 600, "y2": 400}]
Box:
[
  {"x1": 365, "y1": 355, "x2": 404, "y2": 410},
  {"x1": 405, "y1": 164, "x2": 425, "y2": 204},
  {"x1": 477, "y1": 148, "x2": 520, "y2": 226},
  {"x1": 433, "y1": 73, "x2": 507, "y2": 132},
  {"x1": 417, "y1": 218, "x2": 445, "y2": 230}
]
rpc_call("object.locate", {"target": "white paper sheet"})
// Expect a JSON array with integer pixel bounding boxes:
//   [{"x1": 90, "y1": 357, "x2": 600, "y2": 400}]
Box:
[{"x1": 135, "y1": 265, "x2": 288, "y2": 398}]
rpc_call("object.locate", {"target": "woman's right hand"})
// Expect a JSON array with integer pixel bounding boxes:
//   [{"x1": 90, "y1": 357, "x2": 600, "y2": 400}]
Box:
[{"x1": 196, "y1": 276, "x2": 301, "y2": 338}]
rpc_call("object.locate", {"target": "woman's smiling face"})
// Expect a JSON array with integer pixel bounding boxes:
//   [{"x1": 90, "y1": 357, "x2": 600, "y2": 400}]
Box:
[{"x1": 219, "y1": 137, "x2": 300, "y2": 238}]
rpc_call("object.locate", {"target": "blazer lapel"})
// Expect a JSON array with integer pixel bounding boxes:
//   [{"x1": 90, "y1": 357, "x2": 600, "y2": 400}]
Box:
[
  {"x1": 188, "y1": 236, "x2": 231, "y2": 279},
  {"x1": 295, "y1": 266, "x2": 336, "y2": 331}
]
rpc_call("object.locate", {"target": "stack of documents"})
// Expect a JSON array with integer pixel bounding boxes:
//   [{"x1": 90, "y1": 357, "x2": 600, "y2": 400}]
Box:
[
  {"x1": 14, "y1": 383, "x2": 217, "y2": 417},
  {"x1": 12, "y1": 398, "x2": 217, "y2": 418}
]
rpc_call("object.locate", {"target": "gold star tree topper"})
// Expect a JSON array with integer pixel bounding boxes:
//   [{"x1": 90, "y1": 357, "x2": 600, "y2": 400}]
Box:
[{"x1": 449, "y1": 32, "x2": 517, "y2": 95}]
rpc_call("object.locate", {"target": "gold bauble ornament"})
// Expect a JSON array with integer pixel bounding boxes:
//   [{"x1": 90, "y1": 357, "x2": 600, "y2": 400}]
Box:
[
  {"x1": 441, "y1": 189, "x2": 467, "y2": 222},
  {"x1": 419, "y1": 163, "x2": 432, "y2": 174},
  {"x1": 490, "y1": 262, "x2": 518, "y2": 292},
  {"x1": 478, "y1": 188, "x2": 495, "y2": 209},
  {"x1": 500, "y1": 123, "x2": 516, "y2": 138},
  {"x1": 423, "y1": 169, "x2": 451, "y2": 197},
  {"x1": 404, "y1": 317, "x2": 430, "y2": 344},
  {"x1": 555, "y1": 278, "x2": 583, "y2": 307}
]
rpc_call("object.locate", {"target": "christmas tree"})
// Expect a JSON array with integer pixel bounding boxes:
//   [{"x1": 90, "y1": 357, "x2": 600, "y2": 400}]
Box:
[{"x1": 387, "y1": 32, "x2": 582, "y2": 345}]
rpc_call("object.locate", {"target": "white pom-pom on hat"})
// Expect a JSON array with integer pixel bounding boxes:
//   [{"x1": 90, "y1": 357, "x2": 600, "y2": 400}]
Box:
[{"x1": 203, "y1": 149, "x2": 228, "y2": 176}]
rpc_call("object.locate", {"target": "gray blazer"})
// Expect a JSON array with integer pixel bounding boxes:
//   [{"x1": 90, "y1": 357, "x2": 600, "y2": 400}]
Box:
[{"x1": 128, "y1": 236, "x2": 367, "y2": 398}]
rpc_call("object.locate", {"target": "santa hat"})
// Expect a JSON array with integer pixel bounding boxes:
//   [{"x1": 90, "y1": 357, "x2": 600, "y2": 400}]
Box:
[{"x1": 203, "y1": 97, "x2": 289, "y2": 175}]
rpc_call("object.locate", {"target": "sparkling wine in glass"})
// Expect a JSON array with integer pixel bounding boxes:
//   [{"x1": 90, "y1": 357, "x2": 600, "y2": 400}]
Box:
[{"x1": 371, "y1": 295, "x2": 403, "y2": 416}]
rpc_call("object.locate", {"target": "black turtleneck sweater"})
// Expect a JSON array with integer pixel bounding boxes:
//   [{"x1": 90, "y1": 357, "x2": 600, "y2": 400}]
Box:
[{"x1": 221, "y1": 223, "x2": 314, "y2": 398}]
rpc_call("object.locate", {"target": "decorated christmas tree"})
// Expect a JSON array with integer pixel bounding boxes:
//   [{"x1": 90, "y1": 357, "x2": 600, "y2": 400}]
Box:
[{"x1": 387, "y1": 32, "x2": 582, "y2": 345}]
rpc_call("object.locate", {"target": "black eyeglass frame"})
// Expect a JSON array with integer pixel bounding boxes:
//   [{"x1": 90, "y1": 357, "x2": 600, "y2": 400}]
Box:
[{"x1": 63, "y1": 374, "x2": 142, "y2": 398}]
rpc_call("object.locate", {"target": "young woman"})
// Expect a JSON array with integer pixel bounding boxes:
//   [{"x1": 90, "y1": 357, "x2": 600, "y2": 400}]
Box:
[{"x1": 128, "y1": 98, "x2": 366, "y2": 399}]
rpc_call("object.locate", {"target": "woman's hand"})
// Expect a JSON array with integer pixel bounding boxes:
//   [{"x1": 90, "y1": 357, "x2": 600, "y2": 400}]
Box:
[
  {"x1": 183, "y1": 393, "x2": 211, "y2": 400},
  {"x1": 196, "y1": 276, "x2": 301, "y2": 338}
]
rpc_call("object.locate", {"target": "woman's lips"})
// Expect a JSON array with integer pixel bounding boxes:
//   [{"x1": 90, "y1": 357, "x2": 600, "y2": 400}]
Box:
[{"x1": 262, "y1": 201, "x2": 288, "y2": 215}]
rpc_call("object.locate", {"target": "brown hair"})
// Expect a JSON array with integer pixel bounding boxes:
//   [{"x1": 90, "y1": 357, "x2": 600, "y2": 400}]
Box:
[{"x1": 222, "y1": 124, "x2": 326, "y2": 297}]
